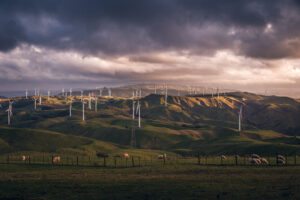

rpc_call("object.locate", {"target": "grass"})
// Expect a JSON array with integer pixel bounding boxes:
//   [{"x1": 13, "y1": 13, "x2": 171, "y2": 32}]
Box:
[
  {"x1": 0, "y1": 164, "x2": 299, "y2": 199},
  {"x1": 1, "y1": 93, "x2": 300, "y2": 156}
]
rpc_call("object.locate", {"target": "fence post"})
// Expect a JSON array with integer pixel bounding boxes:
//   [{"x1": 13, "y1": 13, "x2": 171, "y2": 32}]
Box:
[
  {"x1": 114, "y1": 157, "x2": 117, "y2": 168},
  {"x1": 132, "y1": 156, "x2": 135, "y2": 167},
  {"x1": 76, "y1": 156, "x2": 79, "y2": 166},
  {"x1": 103, "y1": 157, "x2": 106, "y2": 167},
  {"x1": 138, "y1": 157, "x2": 141, "y2": 167},
  {"x1": 52, "y1": 155, "x2": 54, "y2": 165},
  {"x1": 235, "y1": 155, "x2": 238, "y2": 166},
  {"x1": 163, "y1": 155, "x2": 166, "y2": 166},
  {"x1": 197, "y1": 153, "x2": 200, "y2": 165},
  {"x1": 295, "y1": 153, "x2": 297, "y2": 165}
]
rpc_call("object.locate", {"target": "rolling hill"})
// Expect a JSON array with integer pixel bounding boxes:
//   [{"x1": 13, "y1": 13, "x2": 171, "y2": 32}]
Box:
[{"x1": 0, "y1": 89, "x2": 300, "y2": 156}]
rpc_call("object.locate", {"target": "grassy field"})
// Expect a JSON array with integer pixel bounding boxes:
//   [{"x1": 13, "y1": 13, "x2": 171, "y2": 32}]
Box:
[
  {"x1": 0, "y1": 164, "x2": 299, "y2": 200},
  {"x1": 0, "y1": 92, "x2": 300, "y2": 199}
]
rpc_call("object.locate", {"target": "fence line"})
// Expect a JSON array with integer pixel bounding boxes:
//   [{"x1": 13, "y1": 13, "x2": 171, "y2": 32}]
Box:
[{"x1": 0, "y1": 153, "x2": 299, "y2": 168}]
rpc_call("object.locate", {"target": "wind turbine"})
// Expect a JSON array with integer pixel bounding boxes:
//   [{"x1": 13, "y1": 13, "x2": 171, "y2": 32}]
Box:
[
  {"x1": 34, "y1": 97, "x2": 37, "y2": 110},
  {"x1": 132, "y1": 99, "x2": 135, "y2": 120},
  {"x1": 238, "y1": 105, "x2": 243, "y2": 132},
  {"x1": 82, "y1": 101, "x2": 87, "y2": 121},
  {"x1": 6, "y1": 101, "x2": 13, "y2": 125},
  {"x1": 108, "y1": 88, "x2": 112, "y2": 97},
  {"x1": 99, "y1": 88, "x2": 103, "y2": 96},
  {"x1": 48, "y1": 90, "x2": 50, "y2": 101},
  {"x1": 69, "y1": 88, "x2": 72, "y2": 97},
  {"x1": 137, "y1": 100, "x2": 141, "y2": 128},
  {"x1": 69, "y1": 99, "x2": 72, "y2": 117},
  {"x1": 95, "y1": 96, "x2": 98, "y2": 112},
  {"x1": 34, "y1": 88, "x2": 37, "y2": 96},
  {"x1": 81, "y1": 90, "x2": 83, "y2": 102},
  {"x1": 39, "y1": 95, "x2": 42, "y2": 105},
  {"x1": 25, "y1": 89, "x2": 28, "y2": 99},
  {"x1": 6, "y1": 108, "x2": 10, "y2": 125},
  {"x1": 154, "y1": 84, "x2": 157, "y2": 94},
  {"x1": 62, "y1": 88, "x2": 65, "y2": 96},
  {"x1": 88, "y1": 93, "x2": 92, "y2": 110}
]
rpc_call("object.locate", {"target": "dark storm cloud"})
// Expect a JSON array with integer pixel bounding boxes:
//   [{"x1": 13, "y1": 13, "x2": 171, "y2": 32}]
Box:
[{"x1": 1, "y1": 0, "x2": 300, "y2": 59}]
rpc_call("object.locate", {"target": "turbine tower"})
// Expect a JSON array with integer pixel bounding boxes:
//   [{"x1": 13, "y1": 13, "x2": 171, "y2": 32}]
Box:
[
  {"x1": 81, "y1": 90, "x2": 83, "y2": 102},
  {"x1": 69, "y1": 99, "x2": 72, "y2": 117},
  {"x1": 132, "y1": 99, "x2": 135, "y2": 120},
  {"x1": 238, "y1": 105, "x2": 243, "y2": 132},
  {"x1": 48, "y1": 90, "x2": 50, "y2": 101},
  {"x1": 82, "y1": 101, "x2": 87, "y2": 121},
  {"x1": 138, "y1": 100, "x2": 141, "y2": 128},
  {"x1": 34, "y1": 97, "x2": 37, "y2": 110},
  {"x1": 154, "y1": 84, "x2": 157, "y2": 94},
  {"x1": 34, "y1": 88, "x2": 37, "y2": 96},
  {"x1": 88, "y1": 93, "x2": 92, "y2": 110},
  {"x1": 99, "y1": 88, "x2": 103, "y2": 96},
  {"x1": 39, "y1": 95, "x2": 42, "y2": 105},
  {"x1": 69, "y1": 88, "x2": 72, "y2": 97},
  {"x1": 62, "y1": 88, "x2": 65, "y2": 96},
  {"x1": 25, "y1": 89, "x2": 28, "y2": 99},
  {"x1": 6, "y1": 101, "x2": 13, "y2": 125},
  {"x1": 6, "y1": 108, "x2": 10, "y2": 125},
  {"x1": 95, "y1": 96, "x2": 98, "y2": 112}
]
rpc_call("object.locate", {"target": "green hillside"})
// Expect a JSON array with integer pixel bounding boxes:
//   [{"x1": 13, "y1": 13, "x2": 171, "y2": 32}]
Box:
[{"x1": 0, "y1": 90, "x2": 300, "y2": 156}]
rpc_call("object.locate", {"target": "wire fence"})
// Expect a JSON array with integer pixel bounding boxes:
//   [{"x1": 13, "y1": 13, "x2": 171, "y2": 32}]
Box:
[{"x1": 0, "y1": 153, "x2": 299, "y2": 168}]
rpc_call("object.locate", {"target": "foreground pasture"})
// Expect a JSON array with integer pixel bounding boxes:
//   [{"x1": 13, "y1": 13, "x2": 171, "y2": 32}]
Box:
[{"x1": 0, "y1": 164, "x2": 299, "y2": 199}]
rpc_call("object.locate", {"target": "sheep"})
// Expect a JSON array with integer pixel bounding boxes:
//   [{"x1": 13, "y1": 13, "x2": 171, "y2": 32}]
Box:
[
  {"x1": 251, "y1": 154, "x2": 261, "y2": 159},
  {"x1": 124, "y1": 153, "x2": 130, "y2": 158},
  {"x1": 21, "y1": 155, "x2": 26, "y2": 161},
  {"x1": 277, "y1": 158, "x2": 286, "y2": 165},
  {"x1": 249, "y1": 158, "x2": 261, "y2": 165},
  {"x1": 158, "y1": 153, "x2": 167, "y2": 159},
  {"x1": 260, "y1": 157, "x2": 269, "y2": 165},
  {"x1": 277, "y1": 155, "x2": 285, "y2": 161},
  {"x1": 52, "y1": 156, "x2": 61, "y2": 163},
  {"x1": 221, "y1": 155, "x2": 227, "y2": 160}
]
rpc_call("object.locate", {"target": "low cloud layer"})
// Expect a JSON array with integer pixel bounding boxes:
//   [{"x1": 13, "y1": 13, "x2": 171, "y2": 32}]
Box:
[{"x1": 1, "y1": 0, "x2": 300, "y2": 97}]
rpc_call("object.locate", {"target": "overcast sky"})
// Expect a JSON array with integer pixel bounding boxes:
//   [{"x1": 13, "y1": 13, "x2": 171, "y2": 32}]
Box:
[{"x1": 1, "y1": 0, "x2": 300, "y2": 97}]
